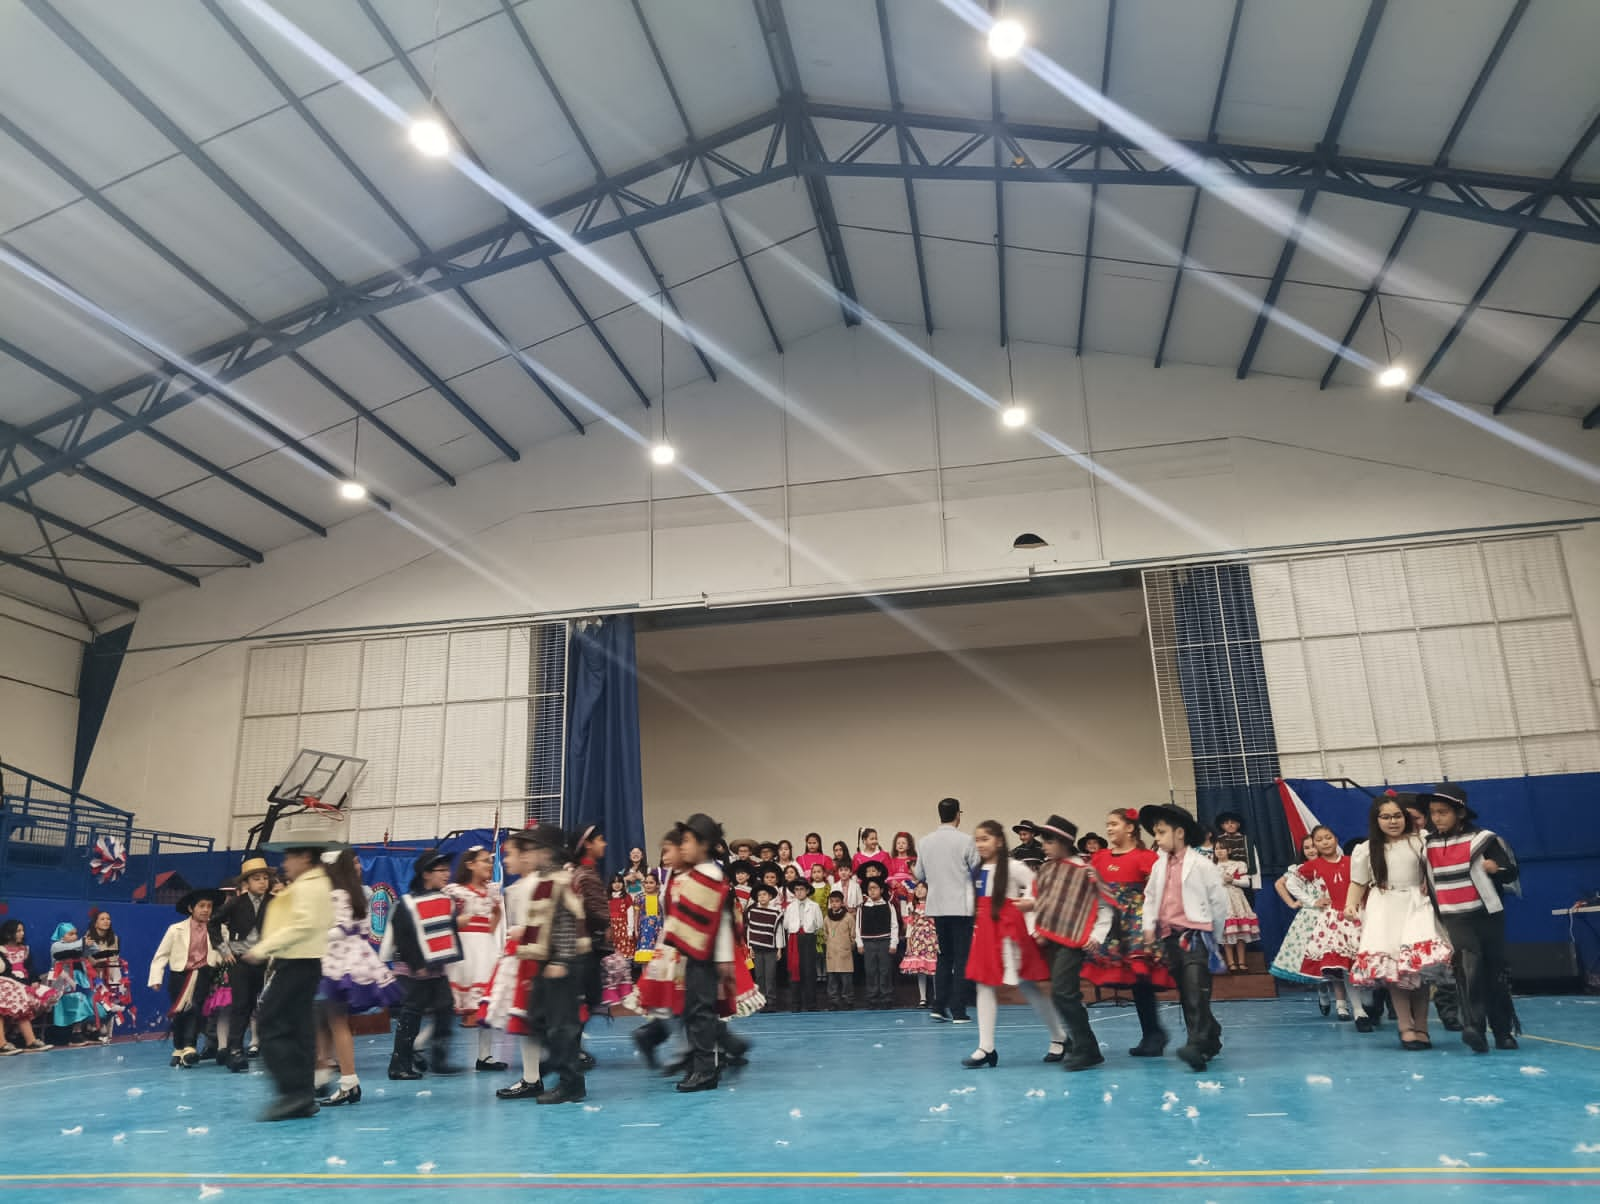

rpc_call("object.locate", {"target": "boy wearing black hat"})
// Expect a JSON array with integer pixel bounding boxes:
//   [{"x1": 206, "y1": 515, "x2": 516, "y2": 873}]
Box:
[
  {"x1": 147, "y1": 888, "x2": 225, "y2": 1069},
  {"x1": 1011, "y1": 822, "x2": 1046, "y2": 871},
  {"x1": 783, "y1": 879, "x2": 823, "y2": 1012},
  {"x1": 382, "y1": 850, "x2": 464, "y2": 1081},
  {"x1": 665, "y1": 813, "x2": 737, "y2": 1092},
  {"x1": 745, "y1": 883, "x2": 785, "y2": 1011},
  {"x1": 1423, "y1": 784, "x2": 1520, "y2": 1053},
  {"x1": 1139, "y1": 804, "x2": 1229, "y2": 1072},
  {"x1": 1031, "y1": 816, "x2": 1115, "y2": 1071},
  {"x1": 508, "y1": 824, "x2": 592, "y2": 1104}
]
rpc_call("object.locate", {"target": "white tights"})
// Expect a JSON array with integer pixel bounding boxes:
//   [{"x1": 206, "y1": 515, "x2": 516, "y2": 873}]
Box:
[
  {"x1": 975, "y1": 981, "x2": 1066, "y2": 1054},
  {"x1": 520, "y1": 1037, "x2": 542, "y2": 1082},
  {"x1": 477, "y1": 1027, "x2": 496, "y2": 1061}
]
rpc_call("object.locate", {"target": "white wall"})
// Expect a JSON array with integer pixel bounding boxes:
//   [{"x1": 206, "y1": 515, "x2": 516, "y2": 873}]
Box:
[
  {"x1": 0, "y1": 598, "x2": 84, "y2": 786},
  {"x1": 638, "y1": 638, "x2": 1170, "y2": 852},
  {"x1": 83, "y1": 325, "x2": 1600, "y2": 837}
]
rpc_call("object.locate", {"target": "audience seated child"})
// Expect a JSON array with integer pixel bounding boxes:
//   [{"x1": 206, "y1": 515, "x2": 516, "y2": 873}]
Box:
[
  {"x1": 0, "y1": 920, "x2": 57, "y2": 1053},
  {"x1": 823, "y1": 891, "x2": 857, "y2": 1010},
  {"x1": 49, "y1": 923, "x2": 99, "y2": 1046}
]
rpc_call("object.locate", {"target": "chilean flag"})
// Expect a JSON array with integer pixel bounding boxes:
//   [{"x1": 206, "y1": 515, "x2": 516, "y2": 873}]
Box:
[{"x1": 1275, "y1": 779, "x2": 1323, "y2": 850}]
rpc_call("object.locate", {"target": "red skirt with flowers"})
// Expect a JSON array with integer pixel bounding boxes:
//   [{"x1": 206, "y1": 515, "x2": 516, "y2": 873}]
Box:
[{"x1": 965, "y1": 900, "x2": 1050, "y2": 986}]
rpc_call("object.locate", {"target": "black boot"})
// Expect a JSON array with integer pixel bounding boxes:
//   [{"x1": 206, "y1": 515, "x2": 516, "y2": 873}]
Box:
[
  {"x1": 632, "y1": 1018, "x2": 670, "y2": 1069},
  {"x1": 387, "y1": 1056, "x2": 423, "y2": 1081},
  {"x1": 1130, "y1": 985, "x2": 1168, "y2": 1056},
  {"x1": 1128, "y1": 1034, "x2": 1168, "y2": 1057},
  {"x1": 675, "y1": 1068, "x2": 719, "y2": 1093},
  {"x1": 536, "y1": 1077, "x2": 587, "y2": 1105}
]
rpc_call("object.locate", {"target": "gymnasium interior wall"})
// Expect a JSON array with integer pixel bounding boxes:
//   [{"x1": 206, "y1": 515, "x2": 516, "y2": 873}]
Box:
[{"x1": 0, "y1": 598, "x2": 83, "y2": 786}]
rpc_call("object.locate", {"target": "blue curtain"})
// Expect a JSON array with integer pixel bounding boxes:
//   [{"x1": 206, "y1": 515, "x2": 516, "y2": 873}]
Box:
[
  {"x1": 564, "y1": 616, "x2": 645, "y2": 878},
  {"x1": 1171, "y1": 564, "x2": 1289, "y2": 871},
  {"x1": 73, "y1": 621, "x2": 134, "y2": 792}
]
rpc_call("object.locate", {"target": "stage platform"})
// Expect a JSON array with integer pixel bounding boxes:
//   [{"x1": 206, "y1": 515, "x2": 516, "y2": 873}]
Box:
[{"x1": 2, "y1": 996, "x2": 1596, "y2": 1202}]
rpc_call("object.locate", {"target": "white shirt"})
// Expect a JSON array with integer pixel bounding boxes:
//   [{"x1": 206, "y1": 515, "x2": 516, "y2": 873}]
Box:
[{"x1": 783, "y1": 898, "x2": 823, "y2": 936}]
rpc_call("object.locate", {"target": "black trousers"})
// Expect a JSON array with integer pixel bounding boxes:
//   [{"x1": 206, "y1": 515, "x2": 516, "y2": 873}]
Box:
[
  {"x1": 681, "y1": 958, "x2": 720, "y2": 1076},
  {"x1": 1441, "y1": 910, "x2": 1514, "y2": 1038},
  {"x1": 791, "y1": 940, "x2": 818, "y2": 1010},
  {"x1": 862, "y1": 941, "x2": 894, "y2": 1006},
  {"x1": 530, "y1": 969, "x2": 583, "y2": 1084},
  {"x1": 752, "y1": 948, "x2": 778, "y2": 1004},
  {"x1": 225, "y1": 960, "x2": 267, "y2": 1056},
  {"x1": 1161, "y1": 933, "x2": 1221, "y2": 1054},
  {"x1": 1045, "y1": 943, "x2": 1096, "y2": 1055},
  {"x1": 1432, "y1": 977, "x2": 1461, "y2": 1026},
  {"x1": 165, "y1": 967, "x2": 213, "y2": 1051},
  {"x1": 579, "y1": 950, "x2": 604, "y2": 1027},
  {"x1": 826, "y1": 970, "x2": 854, "y2": 1006},
  {"x1": 391, "y1": 975, "x2": 455, "y2": 1070},
  {"x1": 256, "y1": 958, "x2": 319, "y2": 1104},
  {"x1": 932, "y1": 915, "x2": 974, "y2": 1019}
]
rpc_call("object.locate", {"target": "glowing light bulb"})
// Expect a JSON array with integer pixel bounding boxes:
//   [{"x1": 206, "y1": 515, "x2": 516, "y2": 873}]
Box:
[
  {"x1": 338, "y1": 480, "x2": 368, "y2": 501},
  {"x1": 408, "y1": 117, "x2": 451, "y2": 158},
  {"x1": 1001, "y1": 404, "x2": 1029, "y2": 428},
  {"x1": 650, "y1": 442, "x2": 677, "y2": 466},
  {"x1": 988, "y1": 18, "x2": 1026, "y2": 59},
  {"x1": 1376, "y1": 365, "x2": 1408, "y2": 389}
]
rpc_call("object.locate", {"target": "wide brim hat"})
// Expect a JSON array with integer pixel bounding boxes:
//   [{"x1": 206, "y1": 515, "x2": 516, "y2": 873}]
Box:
[
  {"x1": 753, "y1": 859, "x2": 782, "y2": 883},
  {"x1": 1077, "y1": 831, "x2": 1107, "y2": 850},
  {"x1": 791, "y1": 879, "x2": 814, "y2": 896},
  {"x1": 680, "y1": 812, "x2": 725, "y2": 850},
  {"x1": 1138, "y1": 803, "x2": 1203, "y2": 849},
  {"x1": 857, "y1": 861, "x2": 889, "y2": 888},
  {"x1": 1035, "y1": 814, "x2": 1079, "y2": 845},
  {"x1": 175, "y1": 888, "x2": 225, "y2": 917},
  {"x1": 752, "y1": 881, "x2": 781, "y2": 902},
  {"x1": 408, "y1": 849, "x2": 454, "y2": 891},
  {"x1": 727, "y1": 858, "x2": 758, "y2": 882},
  {"x1": 1011, "y1": 820, "x2": 1039, "y2": 837},
  {"x1": 1423, "y1": 782, "x2": 1476, "y2": 821},
  {"x1": 238, "y1": 856, "x2": 272, "y2": 880},
  {"x1": 1212, "y1": 811, "x2": 1246, "y2": 829}
]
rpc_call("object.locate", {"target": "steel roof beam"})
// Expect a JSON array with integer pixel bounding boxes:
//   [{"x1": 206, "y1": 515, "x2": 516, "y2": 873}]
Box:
[
  {"x1": 630, "y1": 0, "x2": 783, "y2": 355},
  {"x1": 0, "y1": 546, "x2": 139, "y2": 612},
  {"x1": 0, "y1": 492, "x2": 199, "y2": 588},
  {"x1": 1320, "y1": 0, "x2": 1529, "y2": 393},
  {"x1": 872, "y1": 0, "x2": 933, "y2": 336},
  {"x1": 1076, "y1": 0, "x2": 1118, "y2": 356},
  {"x1": 1497, "y1": 280, "x2": 1600, "y2": 415},
  {"x1": 990, "y1": 0, "x2": 1009, "y2": 348},
  {"x1": 202, "y1": 0, "x2": 582, "y2": 438},
  {"x1": 1236, "y1": 0, "x2": 1387, "y2": 380},
  {"x1": 1155, "y1": 0, "x2": 1243, "y2": 369},
  {"x1": 1407, "y1": 105, "x2": 1600, "y2": 403},
  {"x1": 754, "y1": 0, "x2": 859, "y2": 327},
  {"x1": 491, "y1": 0, "x2": 718, "y2": 383},
  {"x1": 24, "y1": 0, "x2": 518, "y2": 465}
]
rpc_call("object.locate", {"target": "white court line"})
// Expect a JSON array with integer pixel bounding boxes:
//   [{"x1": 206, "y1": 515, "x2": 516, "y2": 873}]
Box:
[
  {"x1": 0, "y1": 1067, "x2": 142, "y2": 1093},
  {"x1": 1247, "y1": 1113, "x2": 1289, "y2": 1118},
  {"x1": 620, "y1": 1123, "x2": 662, "y2": 1128}
]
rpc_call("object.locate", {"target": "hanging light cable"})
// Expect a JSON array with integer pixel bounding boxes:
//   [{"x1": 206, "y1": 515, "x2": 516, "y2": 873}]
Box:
[
  {"x1": 1000, "y1": 339, "x2": 1028, "y2": 428},
  {"x1": 650, "y1": 289, "x2": 676, "y2": 465},
  {"x1": 1374, "y1": 291, "x2": 1407, "y2": 389},
  {"x1": 339, "y1": 415, "x2": 367, "y2": 500},
  {"x1": 408, "y1": 0, "x2": 451, "y2": 157}
]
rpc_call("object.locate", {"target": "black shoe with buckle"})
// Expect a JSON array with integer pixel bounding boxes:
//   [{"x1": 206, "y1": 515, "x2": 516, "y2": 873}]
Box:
[
  {"x1": 322, "y1": 1085, "x2": 362, "y2": 1107},
  {"x1": 475, "y1": 1057, "x2": 508, "y2": 1072},
  {"x1": 496, "y1": 1078, "x2": 545, "y2": 1100},
  {"x1": 576, "y1": 1050, "x2": 596, "y2": 1072}
]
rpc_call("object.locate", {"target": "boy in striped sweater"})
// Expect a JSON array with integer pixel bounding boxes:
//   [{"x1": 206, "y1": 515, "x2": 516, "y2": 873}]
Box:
[
  {"x1": 744, "y1": 883, "x2": 785, "y2": 1012},
  {"x1": 1423, "y1": 784, "x2": 1519, "y2": 1054}
]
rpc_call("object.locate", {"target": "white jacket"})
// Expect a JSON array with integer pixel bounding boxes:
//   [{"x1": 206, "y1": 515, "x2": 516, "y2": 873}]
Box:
[
  {"x1": 147, "y1": 919, "x2": 222, "y2": 988},
  {"x1": 1141, "y1": 849, "x2": 1229, "y2": 945}
]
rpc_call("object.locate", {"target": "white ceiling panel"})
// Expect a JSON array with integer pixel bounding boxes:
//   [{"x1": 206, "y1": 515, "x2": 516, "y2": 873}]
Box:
[
  {"x1": 642, "y1": 0, "x2": 774, "y2": 136},
  {"x1": 57, "y1": 0, "x2": 285, "y2": 143},
  {"x1": 0, "y1": 126, "x2": 83, "y2": 234},
  {"x1": 294, "y1": 321, "x2": 430, "y2": 408},
  {"x1": 1093, "y1": 185, "x2": 1191, "y2": 265},
  {"x1": 1081, "y1": 259, "x2": 1172, "y2": 358},
  {"x1": 628, "y1": 202, "x2": 736, "y2": 295},
  {"x1": 1428, "y1": 310, "x2": 1564, "y2": 410},
  {"x1": 883, "y1": 0, "x2": 991, "y2": 118},
  {"x1": 456, "y1": 263, "x2": 588, "y2": 352},
  {"x1": 364, "y1": 387, "x2": 497, "y2": 481},
  {"x1": 1450, "y1": 0, "x2": 1600, "y2": 175},
  {"x1": 0, "y1": 264, "x2": 160, "y2": 395},
  {"x1": 224, "y1": 355, "x2": 363, "y2": 442},
  {"x1": 1162, "y1": 270, "x2": 1268, "y2": 371},
  {"x1": 1479, "y1": 236, "x2": 1600, "y2": 319},
  {"x1": 1006, "y1": 245, "x2": 1081, "y2": 348},
  {"x1": 1375, "y1": 211, "x2": 1510, "y2": 307},
  {"x1": 592, "y1": 295, "x2": 715, "y2": 401},
  {"x1": 829, "y1": 176, "x2": 915, "y2": 235},
  {"x1": 228, "y1": 0, "x2": 396, "y2": 97},
  {"x1": 786, "y1": 0, "x2": 892, "y2": 108},
  {"x1": 81, "y1": 432, "x2": 213, "y2": 500},
  {"x1": 840, "y1": 226, "x2": 926, "y2": 331},
  {"x1": 0, "y1": 355, "x2": 80, "y2": 426},
  {"x1": 1284, "y1": 192, "x2": 1409, "y2": 292},
  {"x1": 0, "y1": 562, "x2": 129, "y2": 621},
  {"x1": 1186, "y1": 193, "x2": 1288, "y2": 279},
  {"x1": 1364, "y1": 294, "x2": 1464, "y2": 386},
  {"x1": 377, "y1": 291, "x2": 519, "y2": 384},
  {"x1": 742, "y1": 230, "x2": 840, "y2": 344},
  {"x1": 104, "y1": 473, "x2": 303, "y2": 560},
  {"x1": 541, "y1": 227, "x2": 658, "y2": 329},
  {"x1": 1518, "y1": 324, "x2": 1600, "y2": 420},
  {"x1": 446, "y1": 355, "x2": 587, "y2": 448},
  {"x1": 366, "y1": 0, "x2": 499, "y2": 50},
  {"x1": 722, "y1": 178, "x2": 819, "y2": 249},
  {"x1": 1111, "y1": 0, "x2": 1235, "y2": 141},
  {"x1": 150, "y1": 400, "x2": 302, "y2": 471},
  {"x1": 213, "y1": 447, "x2": 344, "y2": 530},
  {"x1": 494, "y1": 325, "x2": 641, "y2": 434},
  {"x1": 666, "y1": 253, "x2": 783, "y2": 365},
  {"x1": 1215, "y1": 0, "x2": 1366, "y2": 149},
  {"x1": 922, "y1": 234, "x2": 999, "y2": 338},
  {"x1": 914, "y1": 180, "x2": 1003, "y2": 245},
  {"x1": 1005, "y1": 182, "x2": 1092, "y2": 255},
  {"x1": 1249, "y1": 282, "x2": 1364, "y2": 382},
  {"x1": 1338, "y1": 0, "x2": 1509, "y2": 163}
]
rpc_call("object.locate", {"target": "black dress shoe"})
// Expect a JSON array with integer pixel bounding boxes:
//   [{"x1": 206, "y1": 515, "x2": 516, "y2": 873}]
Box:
[
  {"x1": 226, "y1": 1055, "x2": 249, "y2": 1074},
  {"x1": 576, "y1": 1050, "x2": 596, "y2": 1072},
  {"x1": 536, "y1": 1078, "x2": 587, "y2": 1105},
  {"x1": 675, "y1": 1069, "x2": 719, "y2": 1093},
  {"x1": 1462, "y1": 1028, "x2": 1489, "y2": 1053},
  {"x1": 1354, "y1": 1016, "x2": 1375, "y2": 1033},
  {"x1": 387, "y1": 1061, "x2": 423, "y2": 1081},
  {"x1": 259, "y1": 1097, "x2": 320, "y2": 1122},
  {"x1": 322, "y1": 1085, "x2": 362, "y2": 1106},
  {"x1": 1064, "y1": 1050, "x2": 1106, "y2": 1072},
  {"x1": 1042, "y1": 1043, "x2": 1067, "y2": 1064},
  {"x1": 475, "y1": 1057, "x2": 508, "y2": 1072},
  {"x1": 633, "y1": 1022, "x2": 667, "y2": 1069},
  {"x1": 1494, "y1": 1034, "x2": 1519, "y2": 1051},
  {"x1": 496, "y1": 1078, "x2": 545, "y2": 1100},
  {"x1": 960, "y1": 1049, "x2": 998, "y2": 1069},
  {"x1": 1128, "y1": 1035, "x2": 1168, "y2": 1058}
]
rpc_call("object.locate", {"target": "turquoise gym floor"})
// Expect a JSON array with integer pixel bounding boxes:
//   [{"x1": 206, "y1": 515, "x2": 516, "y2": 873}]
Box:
[{"x1": 3, "y1": 996, "x2": 1597, "y2": 1202}]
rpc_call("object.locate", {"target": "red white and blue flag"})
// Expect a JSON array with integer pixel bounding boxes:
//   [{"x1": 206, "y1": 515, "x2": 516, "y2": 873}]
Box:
[{"x1": 1275, "y1": 779, "x2": 1323, "y2": 852}]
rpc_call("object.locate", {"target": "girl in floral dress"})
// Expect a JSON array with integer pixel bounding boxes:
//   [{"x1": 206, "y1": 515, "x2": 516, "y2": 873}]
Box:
[
  {"x1": 900, "y1": 881, "x2": 939, "y2": 1007},
  {"x1": 1084, "y1": 808, "x2": 1175, "y2": 1057},
  {"x1": 317, "y1": 850, "x2": 403, "y2": 1104},
  {"x1": 1271, "y1": 834, "x2": 1333, "y2": 1010},
  {"x1": 1346, "y1": 797, "x2": 1452, "y2": 1049},
  {"x1": 0, "y1": 920, "x2": 58, "y2": 1052},
  {"x1": 85, "y1": 911, "x2": 133, "y2": 1042},
  {"x1": 1273, "y1": 826, "x2": 1369, "y2": 1026},
  {"x1": 445, "y1": 847, "x2": 504, "y2": 1069},
  {"x1": 1215, "y1": 845, "x2": 1260, "y2": 971}
]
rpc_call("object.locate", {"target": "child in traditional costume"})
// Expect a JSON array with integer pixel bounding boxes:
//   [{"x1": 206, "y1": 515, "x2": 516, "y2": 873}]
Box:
[
  {"x1": 383, "y1": 850, "x2": 463, "y2": 1081},
  {"x1": 663, "y1": 812, "x2": 739, "y2": 1092},
  {"x1": 823, "y1": 890, "x2": 857, "y2": 1010},
  {"x1": 217, "y1": 856, "x2": 275, "y2": 1070},
  {"x1": 899, "y1": 881, "x2": 939, "y2": 1007},
  {"x1": 0, "y1": 920, "x2": 57, "y2": 1053},
  {"x1": 84, "y1": 910, "x2": 132, "y2": 1042},
  {"x1": 484, "y1": 826, "x2": 546, "y2": 1099},
  {"x1": 1215, "y1": 845, "x2": 1260, "y2": 971},
  {"x1": 569, "y1": 825, "x2": 611, "y2": 1071},
  {"x1": 633, "y1": 874, "x2": 666, "y2": 976},
  {"x1": 1423, "y1": 783, "x2": 1519, "y2": 1054},
  {"x1": 1084, "y1": 807, "x2": 1175, "y2": 1057},
  {"x1": 444, "y1": 846, "x2": 504, "y2": 1071},
  {"x1": 49, "y1": 922, "x2": 98, "y2": 1044},
  {"x1": 147, "y1": 891, "x2": 224, "y2": 1067},
  {"x1": 317, "y1": 850, "x2": 402, "y2": 1105},
  {"x1": 782, "y1": 879, "x2": 823, "y2": 1012},
  {"x1": 1031, "y1": 816, "x2": 1115, "y2": 1071},
  {"x1": 857, "y1": 876, "x2": 900, "y2": 1009},
  {"x1": 745, "y1": 883, "x2": 785, "y2": 1011},
  {"x1": 1140, "y1": 804, "x2": 1230, "y2": 1072},
  {"x1": 1275, "y1": 825, "x2": 1369, "y2": 1025}
]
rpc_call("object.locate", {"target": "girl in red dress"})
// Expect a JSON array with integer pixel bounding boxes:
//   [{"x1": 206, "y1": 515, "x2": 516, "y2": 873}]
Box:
[
  {"x1": 960, "y1": 820, "x2": 1067, "y2": 1068},
  {"x1": 1286, "y1": 825, "x2": 1371, "y2": 1026},
  {"x1": 1084, "y1": 807, "x2": 1176, "y2": 1057}
]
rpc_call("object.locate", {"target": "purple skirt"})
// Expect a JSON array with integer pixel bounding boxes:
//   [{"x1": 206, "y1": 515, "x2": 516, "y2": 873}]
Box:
[{"x1": 319, "y1": 973, "x2": 404, "y2": 1015}]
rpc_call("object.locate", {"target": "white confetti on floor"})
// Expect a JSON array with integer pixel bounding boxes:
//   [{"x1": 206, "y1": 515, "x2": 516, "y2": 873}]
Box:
[
  {"x1": 1520, "y1": 1066, "x2": 1547, "y2": 1076},
  {"x1": 1187, "y1": 1154, "x2": 1209, "y2": 1166},
  {"x1": 1197, "y1": 1081, "x2": 1223, "y2": 1091},
  {"x1": 1305, "y1": 1075, "x2": 1332, "y2": 1086},
  {"x1": 187, "y1": 1126, "x2": 209, "y2": 1136},
  {"x1": 326, "y1": 1157, "x2": 346, "y2": 1167},
  {"x1": 775, "y1": 1140, "x2": 789, "y2": 1147},
  {"x1": 1438, "y1": 1155, "x2": 1469, "y2": 1168},
  {"x1": 1185, "y1": 1106, "x2": 1199, "y2": 1119},
  {"x1": 1412, "y1": 1074, "x2": 1425, "y2": 1081},
  {"x1": 197, "y1": 1186, "x2": 223, "y2": 1200},
  {"x1": 60, "y1": 1126, "x2": 82, "y2": 1136},
  {"x1": 416, "y1": 1163, "x2": 437, "y2": 1175},
  {"x1": 929, "y1": 1102, "x2": 951, "y2": 1114},
  {"x1": 1575, "y1": 1143, "x2": 1600, "y2": 1155},
  {"x1": 1464, "y1": 1096, "x2": 1504, "y2": 1106},
  {"x1": 1025, "y1": 1089, "x2": 1046, "y2": 1098},
  {"x1": 416, "y1": 1091, "x2": 432, "y2": 1098},
  {"x1": 1102, "y1": 1091, "x2": 1113, "y2": 1104},
  {"x1": 872, "y1": 1043, "x2": 884, "y2": 1049},
  {"x1": 125, "y1": 1088, "x2": 143, "y2": 1099},
  {"x1": 1587, "y1": 1103, "x2": 1600, "y2": 1116},
  {"x1": 112, "y1": 1134, "x2": 126, "y2": 1144},
  {"x1": 789, "y1": 1108, "x2": 803, "y2": 1119},
  {"x1": 949, "y1": 1086, "x2": 977, "y2": 1095},
  {"x1": 583, "y1": 1105, "x2": 602, "y2": 1112},
  {"x1": 177, "y1": 1105, "x2": 193, "y2": 1112}
]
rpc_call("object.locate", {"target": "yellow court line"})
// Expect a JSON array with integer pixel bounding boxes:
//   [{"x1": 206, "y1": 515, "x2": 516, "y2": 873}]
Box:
[
  {"x1": 1522, "y1": 1033, "x2": 1600, "y2": 1053},
  {"x1": 2, "y1": 1169, "x2": 1598, "y2": 1183}
]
